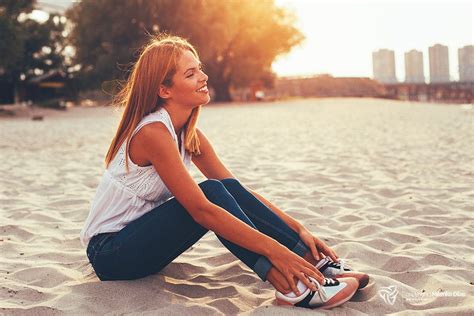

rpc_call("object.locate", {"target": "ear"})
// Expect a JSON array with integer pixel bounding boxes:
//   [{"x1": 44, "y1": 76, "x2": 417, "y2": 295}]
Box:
[{"x1": 158, "y1": 84, "x2": 172, "y2": 100}]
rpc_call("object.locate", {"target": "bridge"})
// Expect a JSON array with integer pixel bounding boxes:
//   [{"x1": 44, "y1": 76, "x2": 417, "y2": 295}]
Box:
[{"x1": 383, "y1": 82, "x2": 473, "y2": 104}]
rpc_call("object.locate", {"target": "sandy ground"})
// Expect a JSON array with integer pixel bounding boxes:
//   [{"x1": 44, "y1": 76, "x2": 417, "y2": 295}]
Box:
[{"x1": 0, "y1": 98, "x2": 473, "y2": 315}]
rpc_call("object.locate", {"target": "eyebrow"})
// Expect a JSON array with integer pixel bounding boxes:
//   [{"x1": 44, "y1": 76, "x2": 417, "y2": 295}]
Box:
[{"x1": 184, "y1": 62, "x2": 202, "y2": 75}]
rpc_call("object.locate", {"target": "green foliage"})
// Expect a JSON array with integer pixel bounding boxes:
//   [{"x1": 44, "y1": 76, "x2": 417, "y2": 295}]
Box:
[
  {"x1": 18, "y1": 16, "x2": 66, "y2": 79},
  {"x1": 0, "y1": 0, "x2": 66, "y2": 88},
  {"x1": 67, "y1": 0, "x2": 304, "y2": 101},
  {"x1": 0, "y1": 0, "x2": 34, "y2": 74},
  {"x1": 0, "y1": 0, "x2": 34, "y2": 19},
  {"x1": 0, "y1": 15, "x2": 23, "y2": 71},
  {"x1": 66, "y1": 0, "x2": 160, "y2": 88}
]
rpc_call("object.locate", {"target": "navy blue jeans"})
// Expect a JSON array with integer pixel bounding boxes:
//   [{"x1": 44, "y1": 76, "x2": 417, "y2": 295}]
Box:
[{"x1": 86, "y1": 178, "x2": 310, "y2": 281}]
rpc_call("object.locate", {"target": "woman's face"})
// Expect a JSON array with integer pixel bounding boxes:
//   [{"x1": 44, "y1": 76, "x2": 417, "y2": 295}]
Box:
[{"x1": 164, "y1": 49, "x2": 210, "y2": 108}]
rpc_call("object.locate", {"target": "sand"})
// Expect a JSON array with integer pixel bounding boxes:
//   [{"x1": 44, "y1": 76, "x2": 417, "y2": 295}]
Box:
[{"x1": 0, "y1": 98, "x2": 473, "y2": 315}]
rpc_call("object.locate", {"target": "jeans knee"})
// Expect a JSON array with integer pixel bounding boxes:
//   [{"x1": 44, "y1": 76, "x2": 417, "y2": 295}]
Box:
[
  {"x1": 198, "y1": 179, "x2": 237, "y2": 206},
  {"x1": 221, "y1": 177, "x2": 240, "y2": 188},
  {"x1": 198, "y1": 179, "x2": 226, "y2": 195}
]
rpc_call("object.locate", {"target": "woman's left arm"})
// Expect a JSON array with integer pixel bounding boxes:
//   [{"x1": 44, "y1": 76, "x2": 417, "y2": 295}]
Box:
[
  {"x1": 248, "y1": 189, "x2": 339, "y2": 262},
  {"x1": 192, "y1": 128, "x2": 338, "y2": 261},
  {"x1": 247, "y1": 189, "x2": 304, "y2": 234}
]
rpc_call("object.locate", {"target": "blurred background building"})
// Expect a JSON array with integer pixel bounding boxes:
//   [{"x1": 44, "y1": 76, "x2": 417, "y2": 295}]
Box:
[
  {"x1": 429, "y1": 44, "x2": 450, "y2": 83},
  {"x1": 404, "y1": 50, "x2": 425, "y2": 83},
  {"x1": 458, "y1": 45, "x2": 474, "y2": 82},
  {"x1": 372, "y1": 49, "x2": 397, "y2": 84},
  {"x1": 372, "y1": 44, "x2": 472, "y2": 104}
]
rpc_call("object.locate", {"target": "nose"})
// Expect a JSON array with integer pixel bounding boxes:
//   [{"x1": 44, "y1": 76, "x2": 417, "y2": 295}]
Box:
[{"x1": 199, "y1": 69, "x2": 208, "y2": 82}]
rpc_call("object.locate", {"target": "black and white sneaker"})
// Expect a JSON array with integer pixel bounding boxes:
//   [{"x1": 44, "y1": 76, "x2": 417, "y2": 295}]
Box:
[
  {"x1": 316, "y1": 257, "x2": 370, "y2": 289},
  {"x1": 275, "y1": 277, "x2": 359, "y2": 309}
]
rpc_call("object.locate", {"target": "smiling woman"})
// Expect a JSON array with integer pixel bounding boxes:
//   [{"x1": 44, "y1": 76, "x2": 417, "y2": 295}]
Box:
[{"x1": 79, "y1": 34, "x2": 367, "y2": 310}]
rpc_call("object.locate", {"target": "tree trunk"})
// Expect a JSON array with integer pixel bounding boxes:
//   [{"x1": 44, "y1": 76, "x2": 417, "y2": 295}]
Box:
[{"x1": 211, "y1": 79, "x2": 232, "y2": 102}]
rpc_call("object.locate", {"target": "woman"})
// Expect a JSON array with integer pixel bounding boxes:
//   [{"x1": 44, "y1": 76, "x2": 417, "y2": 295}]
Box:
[{"x1": 80, "y1": 35, "x2": 369, "y2": 309}]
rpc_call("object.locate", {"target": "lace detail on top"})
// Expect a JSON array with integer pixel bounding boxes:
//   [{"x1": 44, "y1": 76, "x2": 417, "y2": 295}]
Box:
[
  {"x1": 107, "y1": 107, "x2": 191, "y2": 201},
  {"x1": 79, "y1": 107, "x2": 192, "y2": 246}
]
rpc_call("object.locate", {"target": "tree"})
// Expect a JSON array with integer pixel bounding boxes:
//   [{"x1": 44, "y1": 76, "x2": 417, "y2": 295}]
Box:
[
  {"x1": 172, "y1": 0, "x2": 304, "y2": 101},
  {"x1": 67, "y1": 0, "x2": 304, "y2": 101},
  {"x1": 66, "y1": 0, "x2": 161, "y2": 90},
  {"x1": 0, "y1": 0, "x2": 34, "y2": 94},
  {"x1": 0, "y1": 0, "x2": 67, "y2": 102}
]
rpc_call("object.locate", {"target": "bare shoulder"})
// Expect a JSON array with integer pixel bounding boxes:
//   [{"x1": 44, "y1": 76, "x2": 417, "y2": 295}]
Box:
[
  {"x1": 129, "y1": 122, "x2": 172, "y2": 166},
  {"x1": 137, "y1": 122, "x2": 173, "y2": 146},
  {"x1": 133, "y1": 122, "x2": 210, "y2": 218}
]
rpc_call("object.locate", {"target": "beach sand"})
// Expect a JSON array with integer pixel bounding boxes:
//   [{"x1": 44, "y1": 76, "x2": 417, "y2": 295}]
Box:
[{"x1": 1, "y1": 98, "x2": 473, "y2": 315}]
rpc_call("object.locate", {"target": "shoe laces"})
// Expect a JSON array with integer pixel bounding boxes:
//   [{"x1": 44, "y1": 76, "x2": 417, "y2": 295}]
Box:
[
  {"x1": 309, "y1": 277, "x2": 333, "y2": 302},
  {"x1": 328, "y1": 258, "x2": 351, "y2": 273}
]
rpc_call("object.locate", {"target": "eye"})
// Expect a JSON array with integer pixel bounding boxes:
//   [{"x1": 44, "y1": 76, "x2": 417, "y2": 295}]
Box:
[{"x1": 186, "y1": 65, "x2": 203, "y2": 78}]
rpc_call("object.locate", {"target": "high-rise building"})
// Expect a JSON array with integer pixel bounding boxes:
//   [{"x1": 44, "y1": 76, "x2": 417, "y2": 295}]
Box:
[
  {"x1": 404, "y1": 50, "x2": 425, "y2": 83},
  {"x1": 429, "y1": 44, "x2": 450, "y2": 83},
  {"x1": 372, "y1": 49, "x2": 397, "y2": 83},
  {"x1": 458, "y1": 45, "x2": 474, "y2": 82}
]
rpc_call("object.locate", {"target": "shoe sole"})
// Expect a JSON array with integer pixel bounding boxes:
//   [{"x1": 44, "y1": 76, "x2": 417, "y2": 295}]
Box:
[{"x1": 276, "y1": 298, "x2": 294, "y2": 306}]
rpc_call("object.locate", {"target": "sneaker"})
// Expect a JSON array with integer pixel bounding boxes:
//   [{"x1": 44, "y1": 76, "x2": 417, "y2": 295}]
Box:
[
  {"x1": 275, "y1": 277, "x2": 359, "y2": 309},
  {"x1": 316, "y1": 257, "x2": 369, "y2": 289}
]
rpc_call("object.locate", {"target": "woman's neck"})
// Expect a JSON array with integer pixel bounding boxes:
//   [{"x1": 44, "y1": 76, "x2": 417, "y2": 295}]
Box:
[{"x1": 162, "y1": 104, "x2": 193, "y2": 135}]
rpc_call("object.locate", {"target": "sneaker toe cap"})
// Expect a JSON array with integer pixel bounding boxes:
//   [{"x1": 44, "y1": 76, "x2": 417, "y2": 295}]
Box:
[{"x1": 337, "y1": 272, "x2": 369, "y2": 289}]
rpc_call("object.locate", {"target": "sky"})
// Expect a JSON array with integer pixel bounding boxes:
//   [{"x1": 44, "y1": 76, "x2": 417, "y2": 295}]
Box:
[
  {"x1": 34, "y1": 0, "x2": 473, "y2": 81},
  {"x1": 273, "y1": 0, "x2": 473, "y2": 80}
]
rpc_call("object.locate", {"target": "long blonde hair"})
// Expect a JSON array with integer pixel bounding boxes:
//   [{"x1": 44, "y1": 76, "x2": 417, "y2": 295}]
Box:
[{"x1": 105, "y1": 35, "x2": 202, "y2": 170}]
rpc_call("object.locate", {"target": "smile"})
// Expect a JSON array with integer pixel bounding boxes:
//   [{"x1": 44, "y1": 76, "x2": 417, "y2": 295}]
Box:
[{"x1": 196, "y1": 85, "x2": 208, "y2": 93}]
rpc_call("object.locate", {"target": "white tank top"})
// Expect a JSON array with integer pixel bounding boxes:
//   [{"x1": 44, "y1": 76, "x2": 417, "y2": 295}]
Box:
[{"x1": 80, "y1": 107, "x2": 192, "y2": 246}]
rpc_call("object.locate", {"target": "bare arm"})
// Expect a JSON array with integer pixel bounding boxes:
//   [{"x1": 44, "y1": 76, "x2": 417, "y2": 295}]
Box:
[
  {"x1": 247, "y1": 189, "x2": 304, "y2": 233},
  {"x1": 191, "y1": 128, "x2": 338, "y2": 263},
  {"x1": 137, "y1": 123, "x2": 283, "y2": 258},
  {"x1": 134, "y1": 123, "x2": 321, "y2": 291},
  {"x1": 192, "y1": 128, "x2": 304, "y2": 233}
]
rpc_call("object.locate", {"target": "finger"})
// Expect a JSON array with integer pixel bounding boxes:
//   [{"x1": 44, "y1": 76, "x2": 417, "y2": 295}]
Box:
[
  {"x1": 331, "y1": 249, "x2": 340, "y2": 261},
  {"x1": 308, "y1": 242, "x2": 320, "y2": 262},
  {"x1": 301, "y1": 257, "x2": 320, "y2": 274},
  {"x1": 313, "y1": 245, "x2": 321, "y2": 261},
  {"x1": 330, "y1": 252, "x2": 339, "y2": 262},
  {"x1": 324, "y1": 254, "x2": 334, "y2": 261},
  {"x1": 297, "y1": 259, "x2": 321, "y2": 285},
  {"x1": 303, "y1": 267, "x2": 324, "y2": 284},
  {"x1": 287, "y1": 274, "x2": 300, "y2": 296},
  {"x1": 296, "y1": 272, "x2": 317, "y2": 291},
  {"x1": 326, "y1": 248, "x2": 339, "y2": 262},
  {"x1": 319, "y1": 244, "x2": 338, "y2": 262}
]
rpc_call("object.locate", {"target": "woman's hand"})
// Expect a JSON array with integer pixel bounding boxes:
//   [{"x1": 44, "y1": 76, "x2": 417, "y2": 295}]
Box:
[
  {"x1": 267, "y1": 242, "x2": 324, "y2": 295},
  {"x1": 298, "y1": 226, "x2": 339, "y2": 262}
]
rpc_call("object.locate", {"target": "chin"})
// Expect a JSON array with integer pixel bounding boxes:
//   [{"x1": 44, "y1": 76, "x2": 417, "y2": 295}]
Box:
[{"x1": 198, "y1": 96, "x2": 211, "y2": 106}]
